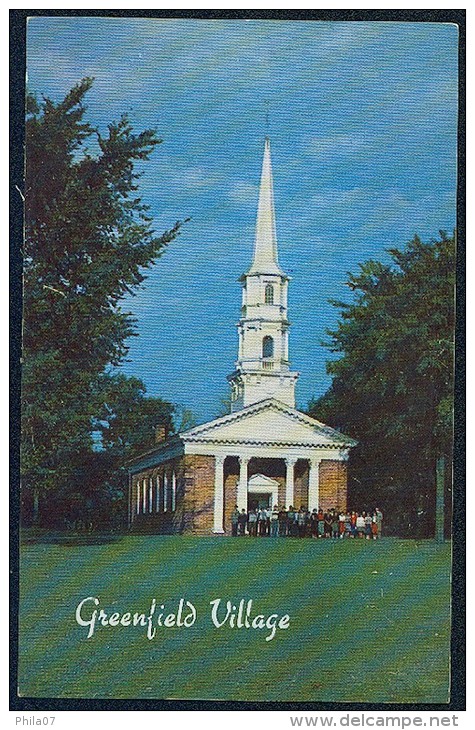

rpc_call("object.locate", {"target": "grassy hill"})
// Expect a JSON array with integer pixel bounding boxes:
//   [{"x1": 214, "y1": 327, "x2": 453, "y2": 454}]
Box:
[{"x1": 18, "y1": 534, "x2": 451, "y2": 703}]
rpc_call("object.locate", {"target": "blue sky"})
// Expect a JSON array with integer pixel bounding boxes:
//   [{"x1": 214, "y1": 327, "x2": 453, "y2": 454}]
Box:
[{"x1": 27, "y1": 18, "x2": 458, "y2": 424}]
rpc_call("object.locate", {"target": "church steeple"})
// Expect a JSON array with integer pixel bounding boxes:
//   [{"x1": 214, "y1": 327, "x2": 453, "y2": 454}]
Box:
[
  {"x1": 247, "y1": 137, "x2": 285, "y2": 277},
  {"x1": 228, "y1": 138, "x2": 299, "y2": 412}
]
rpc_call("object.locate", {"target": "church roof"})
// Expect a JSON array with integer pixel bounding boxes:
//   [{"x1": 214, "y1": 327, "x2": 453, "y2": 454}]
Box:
[
  {"x1": 127, "y1": 399, "x2": 356, "y2": 472},
  {"x1": 180, "y1": 398, "x2": 357, "y2": 448},
  {"x1": 246, "y1": 137, "x2": 286, "y2": 277}
]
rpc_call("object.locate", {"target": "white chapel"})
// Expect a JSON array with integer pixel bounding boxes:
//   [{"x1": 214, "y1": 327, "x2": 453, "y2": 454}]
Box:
[{"x1": 127, "y1": 138, "x2": 356, "y2": 534}]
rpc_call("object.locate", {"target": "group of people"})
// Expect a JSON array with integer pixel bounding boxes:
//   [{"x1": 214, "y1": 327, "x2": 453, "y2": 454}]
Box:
[{"x1": 231, "y1": 505, "x2": 384, "y2": 539}]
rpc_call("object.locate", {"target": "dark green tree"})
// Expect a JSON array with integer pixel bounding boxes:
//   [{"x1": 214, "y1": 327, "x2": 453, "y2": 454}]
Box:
[
  {"x1": 309, "y1": 232, "x2": 455, "y2": 537},
  {"x1": 95, "y1": 373, "x2": 174, "y2": 460},
  {"x1": 46, "y1": 374, "x2": 176, "y2": 530},
  {"x1": 22, "y1": 79, "x2": 181, "y2": 524}
]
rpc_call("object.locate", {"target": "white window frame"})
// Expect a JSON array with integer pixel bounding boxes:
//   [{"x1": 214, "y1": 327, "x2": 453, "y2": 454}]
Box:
[{"x1": 265, "y1": 284, "x2": 274, "y2": 304}]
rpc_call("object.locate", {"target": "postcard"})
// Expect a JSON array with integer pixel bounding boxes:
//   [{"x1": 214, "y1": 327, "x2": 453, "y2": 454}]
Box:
[{"x1": 16, "y1": 14, "x2": 461, "y2": 705}]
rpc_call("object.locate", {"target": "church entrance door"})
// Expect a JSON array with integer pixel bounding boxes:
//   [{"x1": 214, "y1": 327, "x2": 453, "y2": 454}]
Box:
[
  {"x1": 247, "y1": 473, "x2": 279, "y2": 510},
  {"x1": 248, "y1": 492, "x2": 272, "y2": 511}
]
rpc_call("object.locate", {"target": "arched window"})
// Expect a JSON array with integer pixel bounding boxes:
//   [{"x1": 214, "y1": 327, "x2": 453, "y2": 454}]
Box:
[
  {"x1": 265, "y1": 284, "x2": 274, "y2": 304},
  {"x1": 262, "y1": 335, "x2": 274, "y2": 359}
]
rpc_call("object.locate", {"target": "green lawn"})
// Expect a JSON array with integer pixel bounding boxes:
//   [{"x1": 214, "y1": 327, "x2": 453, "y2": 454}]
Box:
[{"x1": 18, "y1": 534, "x2": 451, "y2": 702}]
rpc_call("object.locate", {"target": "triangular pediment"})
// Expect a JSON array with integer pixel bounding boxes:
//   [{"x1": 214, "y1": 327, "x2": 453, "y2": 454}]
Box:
[
  {"x1": 180, "y1": 398, "x2": 356, "y2": 448},
  {"x1": 248, "y1": 473, "x2": 279, "y2": 489}
]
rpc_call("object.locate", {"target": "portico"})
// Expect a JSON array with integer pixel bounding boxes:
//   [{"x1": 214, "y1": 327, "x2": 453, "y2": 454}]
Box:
[
  {"x1": 210, "y1": 451, "x2": 314, "y2": 534},
  {"x1": 212, "y1": 452, "x2": 318, "y2": 519},
  {"x1": 177, "y1": 397, "x2": 354, "y2": 534},
  {"x1": 214, "y1": 452, "x2": 346, "y2": 532}
]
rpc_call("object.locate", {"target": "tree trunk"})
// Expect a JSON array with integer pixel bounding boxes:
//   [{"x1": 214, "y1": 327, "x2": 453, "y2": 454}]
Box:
[
  {"x1": 33, "y1": 488, "x2": 39, "y2": 525},
  {"x1": 435, "y1": 455, "x2": 445, "y2": 543}
]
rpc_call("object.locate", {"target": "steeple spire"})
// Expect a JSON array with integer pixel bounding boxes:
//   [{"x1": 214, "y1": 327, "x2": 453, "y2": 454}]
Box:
[
  {"x1": 228, "y1": 138, "x2": 299, "y2": 411},
  {"x1": 247, "y1": 138, "x2": 285, "y2": 276}
]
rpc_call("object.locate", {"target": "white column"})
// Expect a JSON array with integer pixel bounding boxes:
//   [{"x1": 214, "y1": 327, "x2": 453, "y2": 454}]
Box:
[
  {"x1": 237, "y1": 455, "x2": 249, "y2": 511},
  {"x1": 155, "y1": 475, "x2": 160, "y2": 512},
  {"x1": 128, "y1": 473, "x2": 133, "y2": 526},
  {"x1": 142, "y1": 478, "x2": 147, "y2": 513},
  {"x1": 171, "y1": 471, "x2": 176, "y2": 512},
  {"x1": 308, "y1": 458, "x2": 321, "y2": 511},
  {"x1": 213, "y1": 455, "x2": 225, "y2": 534},
  {"x1": 163, "y1": 472, "x2": 168, "y2": 512},
  {"x1": 149, "y1": 477, "x2": 153, "y2": 513},
  {"x1": 285, "y1": 457, "x2": 297, "y2": 507},
  {"x1": 136, "y1": 479, "x2": 140, "y2": 515}
]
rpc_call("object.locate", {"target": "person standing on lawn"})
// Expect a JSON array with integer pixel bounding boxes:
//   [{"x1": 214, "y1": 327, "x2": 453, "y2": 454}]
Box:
[
  {"x1": 371, "y1": 511, "x2": 378, "y2": 539},
  {"x1": 304, "y1": 510, "x2": 312, "y2": 537},
  {"x1": 317, "y1": 508, "x2": 325, "y2": 538},
  {"x1": 339, "y1": 510, "x2": 346, "y2": 538},
  {"x1": 376, "y1": 507, "x2": 383, "y2": 538},
  {"x1": 258, "y1": 507, "x2": 267, "y2": 536},
  {"x1": 310, "y1": 509, "x2": 319, "y2": 539},
  {"x1": 278, "y1": 505, "x2": 288, "y2": 536},
  {"x1": 345, "y1": 511, "x2": 352, "y2": 538},
  {"x1": 238, "y1": 508, "x2": 248, "y2": 536},
  {"x1": 292, "y1": 507, "x2": 300, "y2": 537},
  {"x1": 356, "y1": 512, "x2": 365, "y2": 537},
  {"x1": 248, "y1": 508, "x2": 257, "y2": 536},
  {"x1": 287, "y1": 506, "x2": 296, "y2": 536},
  {"x1": 364, "y1": 511, "x2": 373, "y2": 539},
  {"x1": 331, "y1": 510, "x2": 340, "y2": 539},
  {"x1": 270, "y1": 505, "x2": 279, "y2": 537},
  {"x1": 266, "y1": 504, "x2": 272, "y2": 536},
  {"x1": 231, "y1": 505, "x2": 240, "y2": 537},
  {"x1": 298, "y1": 507, "x2": 307, "y2": 537}
]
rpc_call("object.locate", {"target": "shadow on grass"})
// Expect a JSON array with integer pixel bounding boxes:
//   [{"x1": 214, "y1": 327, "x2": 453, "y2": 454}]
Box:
[{"x1": 20, "y1": 530, "x2": 126, "y2": 546}]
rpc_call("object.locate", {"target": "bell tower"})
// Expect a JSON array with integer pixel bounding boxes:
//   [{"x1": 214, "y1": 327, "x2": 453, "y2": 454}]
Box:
[{"x1": 228, "y1": 137, "x2": 299, "y2": 411}]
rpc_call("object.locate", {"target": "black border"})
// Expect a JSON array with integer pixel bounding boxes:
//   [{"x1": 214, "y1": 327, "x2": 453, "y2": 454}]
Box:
[{"x1": 10, "y1": 7, "x2": 466, "y2": 713}]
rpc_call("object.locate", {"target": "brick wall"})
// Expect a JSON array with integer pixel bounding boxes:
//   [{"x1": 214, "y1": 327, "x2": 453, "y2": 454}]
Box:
[
  {"x1": 293, "y1": 460, "x2": 309, "y2": 509},
  {"x1": 224, "y1": 459, "x2": 238, "y2": 534},
  {"x1": 276, "y1": 476, "x2": 286, "y2": 507},
  {"x1": 130, "y1": 455, "x2": 348, "y2": 534},
  {"x1": 182, "y1": 454, "x2": 215, "y2": 534},
  {"x1": 319, "y1": 460, "x2": 347, "y2": 512}
]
